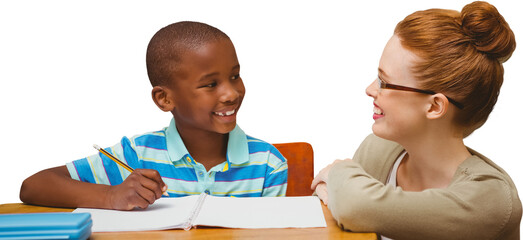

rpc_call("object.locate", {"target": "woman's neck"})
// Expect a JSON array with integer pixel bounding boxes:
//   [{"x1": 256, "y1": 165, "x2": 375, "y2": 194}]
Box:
[{"x1": 396, "y1": 132, "x2": 471, "y2": 191}]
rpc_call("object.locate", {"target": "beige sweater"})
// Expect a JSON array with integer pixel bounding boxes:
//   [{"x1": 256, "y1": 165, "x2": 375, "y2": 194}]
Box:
[{"x1": 327, "y1": 134, "x2": 521, "y2": 240}]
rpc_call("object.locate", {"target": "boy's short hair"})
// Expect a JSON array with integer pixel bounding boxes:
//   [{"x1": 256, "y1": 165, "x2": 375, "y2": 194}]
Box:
[{"x1": 146, "y1": 21, "x2": 230, "y2": 87}]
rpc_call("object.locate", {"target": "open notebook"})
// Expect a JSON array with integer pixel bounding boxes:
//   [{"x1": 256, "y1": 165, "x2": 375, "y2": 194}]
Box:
[{"x1": 73, "y1": 194, "x2": 326, "y2": 232}]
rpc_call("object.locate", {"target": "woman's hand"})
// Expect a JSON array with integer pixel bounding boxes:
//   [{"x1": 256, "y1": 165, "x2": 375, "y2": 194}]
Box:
[
  {"x1": 311, "y1": 159, "x2": 352, "y2": 205},
  {"x1": 314, "y1": 182, "x2": 329, "y2": 205}
]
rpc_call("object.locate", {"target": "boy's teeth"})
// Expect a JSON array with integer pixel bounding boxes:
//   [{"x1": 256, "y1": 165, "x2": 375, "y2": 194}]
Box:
[{"x1": 215, "y1": 109, "x2": 235, "y2": 116}]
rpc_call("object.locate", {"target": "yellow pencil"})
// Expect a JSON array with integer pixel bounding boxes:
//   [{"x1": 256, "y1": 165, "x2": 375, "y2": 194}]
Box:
[{"x1": 93, "y1": 144, "x2": 169, "y2": 196}]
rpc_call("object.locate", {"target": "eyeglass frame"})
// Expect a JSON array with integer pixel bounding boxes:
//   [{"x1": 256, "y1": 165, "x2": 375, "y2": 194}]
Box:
[{"x1": 377, "y1": 76, "x2": 464, "y2": 109}]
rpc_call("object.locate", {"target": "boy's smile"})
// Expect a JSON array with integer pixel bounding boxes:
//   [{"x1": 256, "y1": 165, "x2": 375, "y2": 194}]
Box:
[{"x1": 167, "y1": 38, "x2": 245, "y2": 136}]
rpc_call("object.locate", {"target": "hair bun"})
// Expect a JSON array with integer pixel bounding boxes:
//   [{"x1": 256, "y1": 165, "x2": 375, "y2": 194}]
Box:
[{"x1": 461, "y1": 1, "x2": 516, "y2": 62}]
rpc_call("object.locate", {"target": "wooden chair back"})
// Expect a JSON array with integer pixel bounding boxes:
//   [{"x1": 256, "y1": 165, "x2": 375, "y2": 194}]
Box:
[{"x1": 273, "y1": 142, "x2": 314, "y2": 196}]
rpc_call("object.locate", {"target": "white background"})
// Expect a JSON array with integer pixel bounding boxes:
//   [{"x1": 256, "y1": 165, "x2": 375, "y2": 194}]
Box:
[{"x1": 1, "y1": 0, "x2": 521, "y2": 215}]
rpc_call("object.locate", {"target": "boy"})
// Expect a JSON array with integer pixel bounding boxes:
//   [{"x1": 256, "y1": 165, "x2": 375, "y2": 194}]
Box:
[{"x1": 20, "y1": 21, "x2": 288, "y2": 210}]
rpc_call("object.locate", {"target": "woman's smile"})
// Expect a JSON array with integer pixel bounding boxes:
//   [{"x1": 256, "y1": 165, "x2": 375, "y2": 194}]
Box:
[{"x1": 373, "y1": 103, "x2": 384, "y2": 120}]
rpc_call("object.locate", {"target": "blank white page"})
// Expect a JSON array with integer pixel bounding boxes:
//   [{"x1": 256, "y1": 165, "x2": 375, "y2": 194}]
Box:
[{"x1": 194, "y1": 196, "x2": 327, "y2": 229}]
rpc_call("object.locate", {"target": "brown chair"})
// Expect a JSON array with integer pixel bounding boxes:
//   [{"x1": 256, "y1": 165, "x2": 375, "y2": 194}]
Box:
[{"x1": 273, "y1": 142, "x2": 314, "y2": 196}]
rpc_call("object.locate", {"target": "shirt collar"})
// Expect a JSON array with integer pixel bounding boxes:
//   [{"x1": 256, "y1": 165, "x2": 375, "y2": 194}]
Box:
[
  {"x1": 165, "y1": 117, "x2": 249, "y2": 164},
  {"x1": 227, "y1": 124, "x2": 249, "y2": 164},
  {"x1": 165, "y1": 118, "x2": 189, "y2": 162}
]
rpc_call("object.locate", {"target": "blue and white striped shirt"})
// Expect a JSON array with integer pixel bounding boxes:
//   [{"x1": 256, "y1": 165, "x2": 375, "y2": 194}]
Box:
[{"x1": 66, "y1": 118, "x2": 288, "y2": 197}]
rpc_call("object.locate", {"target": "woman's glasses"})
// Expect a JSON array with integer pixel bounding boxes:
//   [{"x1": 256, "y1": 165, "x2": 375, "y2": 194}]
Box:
[{"x1": 377, "y1": 76, "x2": 464, "y2": 109}]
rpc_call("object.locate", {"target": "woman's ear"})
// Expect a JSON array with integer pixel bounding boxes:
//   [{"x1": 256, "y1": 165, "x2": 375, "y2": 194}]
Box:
[
  {"x1": 152, "y1": 86, "x2": 175, "y2": 112},
  {"x1": 426, "y1": 93, "x2": 448, "y2": 120}
]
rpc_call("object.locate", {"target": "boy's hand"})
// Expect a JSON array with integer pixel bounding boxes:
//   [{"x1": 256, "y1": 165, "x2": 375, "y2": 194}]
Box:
[{"x1": 106, "y1": 169, "x2": 167, "y2": 210}]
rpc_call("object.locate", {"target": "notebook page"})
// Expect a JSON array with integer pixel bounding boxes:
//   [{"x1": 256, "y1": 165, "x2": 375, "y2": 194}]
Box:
[
  {"x1": 194, "y1": 196, "x2": 327, "y2": 228},
  {"x1": 73, "y1": 195, "x2": 199, "y2": 232}
]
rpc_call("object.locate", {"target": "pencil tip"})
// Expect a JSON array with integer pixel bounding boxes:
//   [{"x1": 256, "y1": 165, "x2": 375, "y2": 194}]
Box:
[{"x1": 93, "y1": 144, "x2": 101, "y2": 150}]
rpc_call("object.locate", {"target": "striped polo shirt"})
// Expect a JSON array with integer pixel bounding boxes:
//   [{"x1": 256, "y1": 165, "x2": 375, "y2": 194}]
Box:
[{"x1": 66, "y1": 118, "x2": 288, "y2": 197}]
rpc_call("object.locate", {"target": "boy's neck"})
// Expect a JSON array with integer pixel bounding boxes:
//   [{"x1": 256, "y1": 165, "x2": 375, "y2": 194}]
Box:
[{"x1": 176, "y1": 125, "x2": 229, "y2": 171}]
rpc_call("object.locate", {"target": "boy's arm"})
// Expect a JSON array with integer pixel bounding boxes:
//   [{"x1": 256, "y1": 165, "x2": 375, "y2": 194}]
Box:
[{"x1": 20, "y1": 165, "x2": 167, "y2": 210}]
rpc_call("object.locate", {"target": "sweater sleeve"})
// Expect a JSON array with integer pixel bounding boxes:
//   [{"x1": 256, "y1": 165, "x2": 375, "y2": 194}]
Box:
[{"x1": 326, "y1": 136, "x2": 520, "y2": 240}]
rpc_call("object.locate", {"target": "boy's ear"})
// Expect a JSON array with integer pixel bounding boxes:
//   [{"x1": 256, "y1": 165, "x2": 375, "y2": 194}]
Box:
[
  {"x1": 426, "y1": 93, "x2": 448, "y2": 120},
  {"x1": 152, "y1": 86, "x2": 175, "y2": 112}
]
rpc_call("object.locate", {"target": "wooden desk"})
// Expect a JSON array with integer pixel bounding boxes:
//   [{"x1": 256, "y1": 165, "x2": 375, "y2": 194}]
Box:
[{"x1": 0, "y1": 203, "x2": 377, "y2": 240}]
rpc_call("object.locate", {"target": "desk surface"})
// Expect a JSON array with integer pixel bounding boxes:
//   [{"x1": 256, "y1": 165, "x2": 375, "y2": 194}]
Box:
[{"x1": 0, "y1": 202, "x2": 376, "y2": 240}]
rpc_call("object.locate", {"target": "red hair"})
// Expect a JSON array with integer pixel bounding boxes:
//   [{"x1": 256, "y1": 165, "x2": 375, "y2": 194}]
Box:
[{"x1": 394, "y1": 1, "x2": 516, "y2": 137}]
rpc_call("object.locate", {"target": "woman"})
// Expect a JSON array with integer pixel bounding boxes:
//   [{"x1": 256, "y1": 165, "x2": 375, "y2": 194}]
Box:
[{"x1": 311, "y1": 1, "x2": 521, "y2": 239}]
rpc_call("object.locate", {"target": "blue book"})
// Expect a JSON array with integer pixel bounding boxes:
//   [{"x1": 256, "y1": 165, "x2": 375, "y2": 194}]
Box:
[{"x1": 0, "y1": 212, "x2": 92, "y2": 240}]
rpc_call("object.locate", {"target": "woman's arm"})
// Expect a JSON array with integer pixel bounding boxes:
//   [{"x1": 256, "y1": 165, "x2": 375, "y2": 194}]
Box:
[{"x1": 327, "y1": 159, "x2": 516, "y2": 240}]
